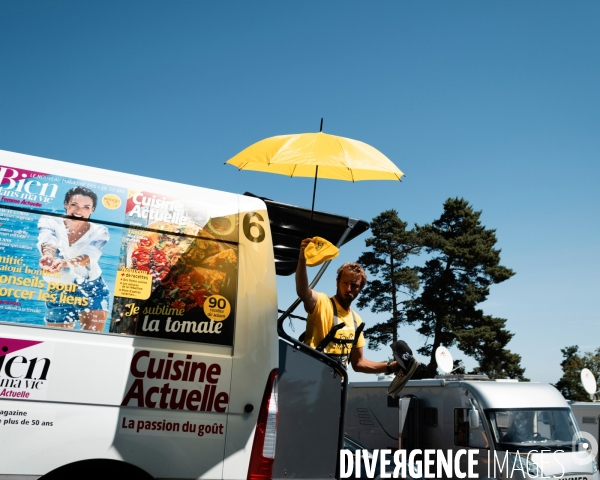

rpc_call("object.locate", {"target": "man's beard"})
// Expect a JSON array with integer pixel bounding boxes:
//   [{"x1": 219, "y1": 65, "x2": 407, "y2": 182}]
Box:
[{"x1": 336, "y1": 291, "x2": 354, "y2": 305}]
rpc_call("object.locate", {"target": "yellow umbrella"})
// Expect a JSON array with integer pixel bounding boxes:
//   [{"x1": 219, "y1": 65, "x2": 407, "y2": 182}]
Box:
[
  {"x1": 226, "y1": 132, "x2": 404, "y2": 182},
  {"x1": 225, "y1": 124, "x2": 404, "y2": 232}
]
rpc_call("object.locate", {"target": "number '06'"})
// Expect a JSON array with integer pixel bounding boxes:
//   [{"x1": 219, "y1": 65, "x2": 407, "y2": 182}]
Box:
[{"x1": 243, "y1": 212, "x2": 266, "y2": 243}]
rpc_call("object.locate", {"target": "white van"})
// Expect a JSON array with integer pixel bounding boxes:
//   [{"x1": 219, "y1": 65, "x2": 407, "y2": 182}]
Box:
[
  {"x1": 0, "y1": 148, "x2": 377, "y2": 480},
  {"x1": 0, "y1": 149, "x2": 279, "y2": 479},
  {"x1": 347, "y1": 376, "x2": 600, "y2": 479}
]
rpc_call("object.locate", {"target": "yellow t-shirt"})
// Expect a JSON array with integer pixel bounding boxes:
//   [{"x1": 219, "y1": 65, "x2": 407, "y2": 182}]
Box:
[{"x1": 304, "y1": 292, "x2": 365, "y2": 364}]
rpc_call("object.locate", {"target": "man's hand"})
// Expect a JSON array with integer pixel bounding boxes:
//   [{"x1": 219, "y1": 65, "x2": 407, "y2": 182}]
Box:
[{"x1": 298, "y1": 238, "x2": 312, "y2": 264}]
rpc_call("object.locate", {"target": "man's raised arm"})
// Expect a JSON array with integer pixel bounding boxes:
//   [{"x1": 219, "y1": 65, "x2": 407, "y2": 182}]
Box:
[{"x1": 296, "y1": 238, "x2": 318, "y2": 314}]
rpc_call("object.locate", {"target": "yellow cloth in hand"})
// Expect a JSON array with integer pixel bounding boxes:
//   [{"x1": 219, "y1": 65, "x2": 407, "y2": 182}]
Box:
[{"x1": 305, "y1": 237, "x2": 339, "y2": 267}]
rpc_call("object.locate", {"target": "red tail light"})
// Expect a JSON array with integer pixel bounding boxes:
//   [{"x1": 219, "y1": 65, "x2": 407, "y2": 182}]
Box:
[{"x1": 247, "y1": 369, "x2": 278, "y2": 480}]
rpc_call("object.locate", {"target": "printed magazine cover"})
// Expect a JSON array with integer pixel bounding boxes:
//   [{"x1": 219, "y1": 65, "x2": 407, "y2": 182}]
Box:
[{"x1": 0, "y1": 164, "x2": 238, "y2": 346}]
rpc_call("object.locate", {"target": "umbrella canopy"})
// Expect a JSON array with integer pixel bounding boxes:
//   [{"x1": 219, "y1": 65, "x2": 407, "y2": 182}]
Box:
[{"x1": 225, "y1": 132, "x2": 404, "y2": 182}]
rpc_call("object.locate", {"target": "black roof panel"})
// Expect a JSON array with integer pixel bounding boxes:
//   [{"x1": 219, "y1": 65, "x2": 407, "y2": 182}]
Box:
[{"x1": 245, "y1": 193, "x2": 369, "y2": 276}]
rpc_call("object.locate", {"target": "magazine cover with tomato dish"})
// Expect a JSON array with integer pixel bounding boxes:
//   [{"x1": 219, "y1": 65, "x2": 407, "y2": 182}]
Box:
[{"x1": 109, "y1": 189, "x2": 239, "y2": 346}]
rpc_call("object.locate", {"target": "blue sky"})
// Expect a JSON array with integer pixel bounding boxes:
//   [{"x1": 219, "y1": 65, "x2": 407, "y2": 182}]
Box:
[{"x1": 0, "y1": 1, "x2": 598, "y2": 384}]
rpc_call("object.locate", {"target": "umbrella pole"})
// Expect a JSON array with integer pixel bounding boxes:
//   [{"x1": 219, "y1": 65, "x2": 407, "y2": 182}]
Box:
[
  {"x1": 308, "y1": 118, "x2": 323, "y2": 236},
  {"x1": 308, "y1": 165, "x2": 318, "y2": 236}
]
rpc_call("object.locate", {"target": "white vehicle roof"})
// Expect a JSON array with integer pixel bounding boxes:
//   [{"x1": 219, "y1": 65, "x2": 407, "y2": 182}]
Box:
[
  {"x1": 463, "y1": 381, "x2": 567, "y2": 409},
  {"x1": 351, "y1": 378, "x2": 569, "y2": 409}
]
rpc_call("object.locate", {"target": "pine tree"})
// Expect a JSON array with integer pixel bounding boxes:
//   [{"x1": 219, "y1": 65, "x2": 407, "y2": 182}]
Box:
[
  {"x1": 458, "y1": 315, "x2": 527, "y2": 380},
  {"x1": 356, "y1": 210, "x2": 420, "y2": 350},
  {"x1": 406, "y1": 198, "x2": 525, "y2": 379},
  {"x1": 554, "y1": 346, "x2": 600, "y2": 401}
]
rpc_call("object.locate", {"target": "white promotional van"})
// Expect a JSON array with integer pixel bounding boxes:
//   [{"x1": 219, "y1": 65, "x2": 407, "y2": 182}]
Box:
[
  {"x1": 0, "y1": 149, "x2": 279, "y2": 479},
  {"x1": 0, "y1": 148, "x2": 378, "y2": 480}
]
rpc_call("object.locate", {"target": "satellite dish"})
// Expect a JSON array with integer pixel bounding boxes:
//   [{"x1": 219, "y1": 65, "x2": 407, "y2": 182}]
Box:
[
  {"x1": 436, "y1": 346, "x2": 454, "y2": 374},
  {"x1": 581, "y1": 368, "x2": 597, "y2": 396}
]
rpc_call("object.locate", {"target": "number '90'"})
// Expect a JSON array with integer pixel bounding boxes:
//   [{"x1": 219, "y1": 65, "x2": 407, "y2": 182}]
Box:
[{"x1": 208, "y1": 297, "x2": 227, "y2": 309}]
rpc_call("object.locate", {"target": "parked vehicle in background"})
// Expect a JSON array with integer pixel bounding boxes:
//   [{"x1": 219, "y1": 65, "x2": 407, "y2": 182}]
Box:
[
  {"x1": 570, "y1": 402, "x2": 600, "y2": 463},
  {"x1": 347, "y1": 375, "x2": 600, "y2": 479}
]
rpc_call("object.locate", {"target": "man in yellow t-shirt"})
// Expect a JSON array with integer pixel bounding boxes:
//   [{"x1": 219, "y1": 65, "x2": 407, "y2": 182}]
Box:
[{"x1": 296, "y1": 237, "x2": 401, "y2": 374}]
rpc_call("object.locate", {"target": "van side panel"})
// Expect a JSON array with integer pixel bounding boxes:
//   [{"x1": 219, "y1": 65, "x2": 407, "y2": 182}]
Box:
[{"x1": 221, "y1": 201, "x2": 278, "y2": 480}]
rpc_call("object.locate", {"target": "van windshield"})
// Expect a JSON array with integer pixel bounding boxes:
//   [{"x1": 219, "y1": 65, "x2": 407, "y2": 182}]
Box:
[{"x1": 486, "y1": 408, "x2": 579, "y2": 451}]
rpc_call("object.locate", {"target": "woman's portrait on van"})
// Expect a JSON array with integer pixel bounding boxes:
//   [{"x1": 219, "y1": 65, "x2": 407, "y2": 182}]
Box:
[{"x1": 37, "y1": 185, "x2": 110, "y2": 331}]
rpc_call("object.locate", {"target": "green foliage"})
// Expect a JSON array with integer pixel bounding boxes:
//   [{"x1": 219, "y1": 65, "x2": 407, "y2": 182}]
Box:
[
  {"x1": 405, "y1": 198, "x2": 525, "y2": 379},
  {"x1": 356, "y1": 210, "x2": 420, "y2": 350},
  {"x1": 356, "y1": 199, "x2": 525, "y2": 379},
  {"x1": 554, "y1": 346, "x2": 600, "y2": 401},
  {"x1": 461, "y1": 315, "x2": 527, "y2": 380}
]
